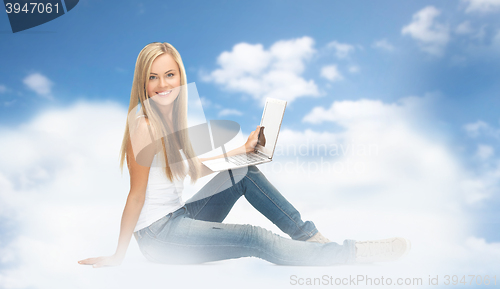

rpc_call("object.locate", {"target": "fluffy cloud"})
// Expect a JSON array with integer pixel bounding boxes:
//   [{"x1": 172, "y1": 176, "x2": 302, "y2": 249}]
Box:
[
  {"x1": 0, "y1": 97, "x2": 499, "y2": 288},
  {"x1": 326, "y1": 41, "x2": 356, "y2": 58},
  {"x1": 320, "y1": 65, "x2": 343, "y2": 82},
  {"x1": 348, "y1": 65, "x2": 360, "y2": 73},
  {"x1": 202, "y1": 37, "x2": 319, "y2": 105},
  {"x1": 475, "y1": 144, "x2": 495, "y2": 160},
  {"x1": 0, "y1": 84, "x2": 7, "y2": 93},
  {"x1": 0, "y1": 101, "x2": 135, "y2": 288},
  {"x1": 261, "y1": 94, "x2": 500, "y2": 277},
  {"x1": 302, "y1": 96, "x2": 429, "y2": 125},
  {"x1": 372, "y1": 39, "x2": 395, "y2": 51},
  {"x1": 401, "y1": 6, "x2": 450, "y2": 56},
  {"x1": 455, "y1": 21, "x2": 474, "y2": 34},
  {"x1": 218, "y1": 108, "x2": 243, "y2": 117},
  {"x1": 462, "y1": 0, "x2": 500, "y2": 13},
  {"x1": 464, "y1": 120, "x2": 500, "y2": 139},
  {"x1": 493, "y1": 29, "x2": 500, "y2": 47},
  {"x1": 23, "y1": 73, "x2": 54, "y2": 100},
  {"x1": 299, "y1": 95, "x2": 498, "y2": 207},
  {"x1": 460, "y1": 237, "x2": 500, "y2": 271}
]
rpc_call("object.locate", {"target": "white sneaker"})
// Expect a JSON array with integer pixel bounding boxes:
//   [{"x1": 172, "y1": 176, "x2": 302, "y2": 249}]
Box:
[
  {"x1": 306, "y1": 232, "x2": 331, "y2": 244},
  {"x1": 355, "y1": 237, "x2": 411, "y2": 263}
]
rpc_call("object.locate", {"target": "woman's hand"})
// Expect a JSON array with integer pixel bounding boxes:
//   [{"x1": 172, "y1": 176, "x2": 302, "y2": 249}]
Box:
[
  {"x1": 244, "y1": 125, "x2": 261, "y2": 153},
  {"x1": 78, "y1": 254, "x2": 123, "y2": 268},
  {"x1": 200, "y1": 125, "x2": 263, "y2": 162}
]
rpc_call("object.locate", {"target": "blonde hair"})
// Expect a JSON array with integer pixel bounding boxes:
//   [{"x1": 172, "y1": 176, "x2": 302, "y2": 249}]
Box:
[{"x1": 119, "y1": 42, "x2": 201, "y2": 183}]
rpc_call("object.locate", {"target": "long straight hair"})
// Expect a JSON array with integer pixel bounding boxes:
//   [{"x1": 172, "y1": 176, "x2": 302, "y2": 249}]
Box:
[{"x1": 119, "y1": 42, "x2": 201, "y2": 183}]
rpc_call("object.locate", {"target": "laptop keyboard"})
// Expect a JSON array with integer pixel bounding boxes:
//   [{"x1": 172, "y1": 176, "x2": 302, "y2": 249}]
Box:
[{"x1": 226, "y1": 152, "x2": 268, "y2": 166}]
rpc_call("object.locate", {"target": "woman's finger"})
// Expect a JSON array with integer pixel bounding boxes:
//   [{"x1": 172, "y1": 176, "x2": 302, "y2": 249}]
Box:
[
  {"x1": 252, "y1": 126, "x2": 260, "y2": 136},
  {"x1": 78, "y1": 257, "x2": 101, "y2": 265},
  {"x1": 78, "y1": 258, "x2": 92, "y2": 264}
]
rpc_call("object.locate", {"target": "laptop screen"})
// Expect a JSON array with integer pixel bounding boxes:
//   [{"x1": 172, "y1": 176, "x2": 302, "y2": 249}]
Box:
[{"x1": 256, "y1": 98, "x2": 287, "y2": 158}]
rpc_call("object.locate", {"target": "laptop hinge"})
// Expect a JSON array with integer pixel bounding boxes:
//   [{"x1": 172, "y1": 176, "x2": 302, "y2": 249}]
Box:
[{"x1": 255, "y1": 150, "x2": 271, "y2": 159}]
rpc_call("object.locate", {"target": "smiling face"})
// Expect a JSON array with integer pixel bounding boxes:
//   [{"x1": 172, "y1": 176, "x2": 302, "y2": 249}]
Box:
[{"x1": 146, "y1": 53, "x2": 182, "y2": 107}]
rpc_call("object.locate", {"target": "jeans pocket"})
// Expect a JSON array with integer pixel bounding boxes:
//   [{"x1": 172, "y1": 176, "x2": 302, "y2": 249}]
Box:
[{"x1": 146, "y1": 214, "x2": 172, "y2": 238}]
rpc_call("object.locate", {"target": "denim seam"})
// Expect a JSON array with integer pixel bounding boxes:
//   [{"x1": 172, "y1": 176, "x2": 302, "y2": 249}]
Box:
[
  {"x1": 243, "y1": 174, "x2": 315, "y2": 240},
  {"x1": 190, "y1": 168, "x2": 314, "y2": 240},
  {"x1": 190, "y1": 173, "x2": 238, "y2": 219},
  {"x1": 224, "y1": 168, "x2": 315, "y2": 239},
  {"x1": 145, "y1": 214, "x2": 173, "y2": 237},
  {"x1": 147, "y1": 237, "x2": 329, "y2": 265}
]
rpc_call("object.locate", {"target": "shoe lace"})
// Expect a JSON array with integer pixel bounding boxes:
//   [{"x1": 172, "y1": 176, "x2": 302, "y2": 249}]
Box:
[{"x1": 358, "y1": 240, "x2": 392, "y2": 257}]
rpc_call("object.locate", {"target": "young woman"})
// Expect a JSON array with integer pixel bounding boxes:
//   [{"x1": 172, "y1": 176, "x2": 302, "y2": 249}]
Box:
[{"x1": 78, "y1": 42, "x2": 410, "y2": 268}]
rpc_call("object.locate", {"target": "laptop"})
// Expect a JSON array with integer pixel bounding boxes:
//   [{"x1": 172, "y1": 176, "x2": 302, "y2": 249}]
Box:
[{"x1": 202, "y1": 98, "x2": 287, "y2": 172}]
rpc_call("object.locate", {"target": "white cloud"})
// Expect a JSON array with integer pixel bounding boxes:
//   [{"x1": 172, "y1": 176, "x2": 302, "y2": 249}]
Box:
[
  {"x1": 301, "y1": 95, "x2": 500, "y2": 206},
  {"x1": 0, "y1": 101, "x2": 138, "y2": 288},
  {"x1": 320, "y1": 65, "x2": 343, "y2": 82},
  {"x1": 0, "y1": 84, "x2": 7, "y2": 93},
  {"x1": 464, "y1": 120, "x2": 489, "y2": 137},
  {"x1": 200, "y1": 96, "x2": 222, "y2": 110},
  {"x1": 200, "y1": 96, "x2": 211, "y2": 107},
  {"x1": 348, "y1": 65, "x2": 360, "y2": 73},
  {"x1": 455, "y1": 21, "x2": 474, "y2": 34},
  {"x1": 302, "y1": 96, "x2": 429, "y2": 125},
  {"x1": 3, "y1": 100, "x2": 16, "y2": 107},
  {"x1": 493, "y1": 29, "x2": 500, "y2": 47},
  {"x1": 372, "y1": 39, "x2": 395, "y2": 51},
  {"x1": 218, "y1": 108, "x2": 243, "y2": 117},
  {"x1": 203, "y1": 37, "x2": 320, "y2": 105},
  {"x1": 264, "y1": 94, "x2": 500, "y2": 274},
  {"x1": 463, "y1": 0, "x2": 500, "y2": 13},
  {"x1": 23, "y1": 72, "x2": 54, "y2": 100},
  {"x1": 0, "y1": 98, "x2": 499, "y2": 288},
  {"x1": 401, "y1": 6, "x2": 450, "y2": 56},
  {"x1": 326, "y1": 41, "x2": 355, "y2": 58},
  {"x1": 464, "y1": 120, "x2": 500, "y2": 139},
  {"x1": 476, "y1": 144, "x2": 494, "y2": 160}
]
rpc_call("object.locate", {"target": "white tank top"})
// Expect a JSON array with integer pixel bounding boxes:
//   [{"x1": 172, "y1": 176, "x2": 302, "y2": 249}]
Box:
[{"x1": 133, "y1": 151, "x2": 188, "y2": 232}]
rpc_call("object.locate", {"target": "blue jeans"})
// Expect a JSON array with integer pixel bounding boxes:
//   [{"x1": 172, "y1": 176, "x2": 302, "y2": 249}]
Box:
[{"x1": 133, "y1": 165, "x2": 356, "y2": 265}]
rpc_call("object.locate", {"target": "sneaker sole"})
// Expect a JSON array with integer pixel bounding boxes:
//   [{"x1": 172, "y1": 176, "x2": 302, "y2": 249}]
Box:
[
  {"x1": 355, "y1": 237, "x2": 411, "y2": 263},
  {"x1": 400, "y1": 237, "x2": 411, "y2": 259}
]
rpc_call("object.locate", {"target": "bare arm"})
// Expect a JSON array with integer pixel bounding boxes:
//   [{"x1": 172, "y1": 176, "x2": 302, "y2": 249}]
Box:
[
  {"x1": 79, "y1": 125, "x2": 154, "y2": 268},
  {"x1": 197, "y1": 125, "x2": 261, "y2": 178},
  {"x1": 113, "y1": 190, "x2": 145, "y2": 261}
]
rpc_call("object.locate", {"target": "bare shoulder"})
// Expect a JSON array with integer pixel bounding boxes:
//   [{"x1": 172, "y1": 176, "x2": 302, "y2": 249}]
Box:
[
  {"x1": 130, "y1": 116, "x2": 153, "y2": 145},
  {"x1": 135, "y1": 115, "x2": 150, "y2": 128},
  {"x1": 135, "y1": 116, "x2": 162, "y2": 140}
]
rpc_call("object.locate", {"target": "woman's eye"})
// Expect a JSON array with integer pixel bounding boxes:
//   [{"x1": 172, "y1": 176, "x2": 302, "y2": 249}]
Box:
[
  {"x1": 167, "y1": 73, "x2": 174, "y2": 77},
  {"x1": 149, "y1": 76, "x2": 157, "y2": 80}
]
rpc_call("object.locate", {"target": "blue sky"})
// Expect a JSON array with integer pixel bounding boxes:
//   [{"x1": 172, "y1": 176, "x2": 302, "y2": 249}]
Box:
[
  {"x1": 1, "y1": 0, "x2": 500, "y2": 288},
  {"x1": 1, "y1": 0, "x2": 499, "y2": 128}
]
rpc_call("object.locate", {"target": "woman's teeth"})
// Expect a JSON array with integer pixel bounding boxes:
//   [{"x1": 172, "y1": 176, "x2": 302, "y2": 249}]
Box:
[{"x1": 157, "y1": 90, "x2": 172, "y2": 96}]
